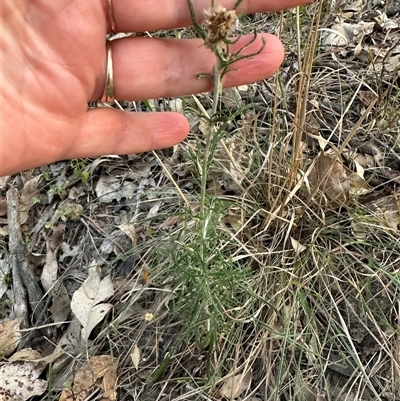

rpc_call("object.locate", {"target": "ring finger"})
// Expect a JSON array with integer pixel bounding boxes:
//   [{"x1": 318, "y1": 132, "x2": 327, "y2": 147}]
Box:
[{"x1": 94, "y1": 33, "x2": 284, "y2": 101}]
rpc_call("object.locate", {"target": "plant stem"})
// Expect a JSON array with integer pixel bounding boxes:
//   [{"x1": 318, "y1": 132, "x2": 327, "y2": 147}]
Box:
[{"x1": 199, "y1": 56, "x2": 223, "y2": 259}]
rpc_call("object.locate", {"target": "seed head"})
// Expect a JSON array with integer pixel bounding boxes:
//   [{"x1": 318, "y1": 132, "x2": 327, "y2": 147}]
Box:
[{"x1": 203, "y1": 5, "x2": 237, "y2": 47}]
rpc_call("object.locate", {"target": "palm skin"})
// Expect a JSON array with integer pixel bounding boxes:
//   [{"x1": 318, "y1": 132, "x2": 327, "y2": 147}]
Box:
[{"x1": 1, "y1": 0, "x2": 311, "y2": 176}]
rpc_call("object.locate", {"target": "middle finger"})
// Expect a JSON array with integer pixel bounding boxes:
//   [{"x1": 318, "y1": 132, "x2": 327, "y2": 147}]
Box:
[{"x1": 108, "y1": 0, "x2": 312, "y2": 33}]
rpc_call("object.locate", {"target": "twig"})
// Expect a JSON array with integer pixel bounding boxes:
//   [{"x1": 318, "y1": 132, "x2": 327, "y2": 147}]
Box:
[
  {"x1": 7, "y1": 186, "x2": 46, "y2": 328},
  {"x1": 7, "y1": 187, "x2": 29, "y2": 327}
]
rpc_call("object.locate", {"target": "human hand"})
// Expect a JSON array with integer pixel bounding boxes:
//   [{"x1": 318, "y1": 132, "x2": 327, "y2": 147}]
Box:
[{"x1": 1, "y1": 0, "x2": 311, "y2": 176}]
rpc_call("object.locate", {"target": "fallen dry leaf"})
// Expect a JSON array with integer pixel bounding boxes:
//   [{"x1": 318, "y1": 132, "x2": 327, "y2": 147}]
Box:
[
  {"x1": 118, "y1": 223, "x2": 137, "y2": 247},
  {"x1": 226, "y1": 209, "x2": 243, "y2": 232},
  {"x1": 55, "y1": 320, "x2": 84, "y2": 358},
  {"x1": 308, "y1": 151, "x2": 371, "y2": 204},
  {"x1": 71, "y1": 266, "x2": 114, "y2": 341},
  {"x1": 222, "y1": 87, "x2": 242, "y2": 110},
  {"x1": 368, "y1": 195, "x2": 399, "y2": 231},
  {"x1": 146, "y1": 202, "x2": 161, "y2": 221},
  {"x1": 49, "y1": 285, "x2": 71, "y2": 326},
  {"x1": 58, "y1": 365, "x2": 96, "y2": 401},
  {"x1": 352, "y1": 195, "x2": 399, "y2": 239},
  {"x1": 219, "y1": 370, "x2": 252, "y2": 400},
  {"x1": 60, "y1": 242, "x2": 80, "y2": 262},
  {"x1": 0, "y1": 197, "x2": 7, "y2": 217},
  {"x1": 41, "y1": 244, "x2": 58, "y2": 293},
  {"x1": 342, "y1": 0, "x2": 363, "y2": 15},
  {"x1": 95, "y1": 176, "x2": 137, "y2": 203},
  {"x1": 290, "y1": 237, "x2": 307, "y2": 254},
  {"x1": 308, "y1": 152, "x2": 349, "y2": 203},
  {"x1": 131, "y1": 344, "x2": 140, "y2": 370},
  {"x1": 19, "y1": 175, "x2": 41, "y2": 225},
  {"x1": 0, "y1": 258, "x2": 10, "y2": 300},
  {"x1": 0, "y1": 226, "x2": 8, "y2": 237},
  {"x1": 92, "y1": 356, "x2": 118, "y2": 400},
  {"x1": 9, "y1": 347, "x2": 64, "y2": 366},
  {"x1": 0, "y1": 319, "x2": 22, "y2": 360},
  {"x1": 0, "y1": 360, "x2": 47, "y2": 401},
  {"x1": 0, "y1": 176, "x2": 11, "y2": 191},
  {"x1": 59, "y1": 355, "x2": 118, "y2": 401},
  {"x1": 48, "y1": 223, "x2": 66, "y2": 250},
  {"x1": 8, "y1": 348, "x2": 41, "y2": 362},
  {"x1": 158, "y1": 216, "x2": 179, "y2": 228}
]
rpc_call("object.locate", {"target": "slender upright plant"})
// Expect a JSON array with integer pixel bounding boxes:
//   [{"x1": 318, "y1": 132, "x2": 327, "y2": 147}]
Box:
[{"x1": 187, "y1": 0, "x2": 265, "y2": 257}]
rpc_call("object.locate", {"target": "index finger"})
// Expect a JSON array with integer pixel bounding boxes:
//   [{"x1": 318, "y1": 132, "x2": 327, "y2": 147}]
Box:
[{"x1": 108, "y1": 0, "x2": 313, "y2": 33}]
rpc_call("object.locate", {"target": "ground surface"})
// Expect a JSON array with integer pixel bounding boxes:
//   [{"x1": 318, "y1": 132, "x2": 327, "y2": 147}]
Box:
[{"x1": 1, "y1": 1, "x2": 400, "y2": 400}]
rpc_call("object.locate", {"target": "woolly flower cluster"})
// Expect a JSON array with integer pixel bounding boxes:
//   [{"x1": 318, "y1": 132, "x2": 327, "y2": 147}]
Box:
[{"x1": 202, "y1": 5, "x2": 237, "y2": 47}]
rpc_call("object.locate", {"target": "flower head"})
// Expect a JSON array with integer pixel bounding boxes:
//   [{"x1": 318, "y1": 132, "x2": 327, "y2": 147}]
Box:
[{"x1": 203, "y1": 5, "x2": 237, "y2": 48}]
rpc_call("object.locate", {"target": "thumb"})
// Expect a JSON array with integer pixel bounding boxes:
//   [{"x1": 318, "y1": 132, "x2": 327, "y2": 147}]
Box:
[{"x1": 69, "y1": 108, "x2": 189, "y2": 159}]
